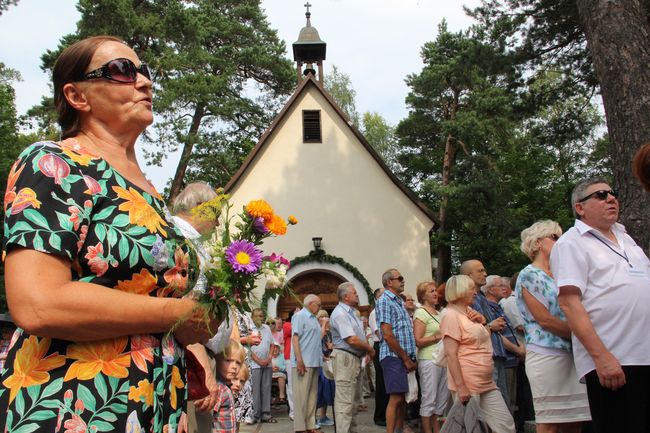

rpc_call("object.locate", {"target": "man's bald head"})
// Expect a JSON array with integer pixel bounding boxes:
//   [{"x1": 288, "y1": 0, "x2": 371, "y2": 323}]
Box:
[{"x1": 460, "y1": 259, "x2": 487, "y2": 287}]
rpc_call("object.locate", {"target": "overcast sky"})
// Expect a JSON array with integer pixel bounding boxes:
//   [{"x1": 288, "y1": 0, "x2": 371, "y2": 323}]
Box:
[{"x1": 0, "y1": 0, "x2": 480, "y2": 189}]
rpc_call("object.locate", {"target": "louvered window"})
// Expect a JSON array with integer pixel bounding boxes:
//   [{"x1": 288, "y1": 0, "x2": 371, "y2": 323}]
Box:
[{"x1": 303, "y1": 110, "x2": 322, "y2": 142}]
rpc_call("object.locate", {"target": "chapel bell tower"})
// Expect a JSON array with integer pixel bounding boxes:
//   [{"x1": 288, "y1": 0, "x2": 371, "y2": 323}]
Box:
[{"x1": 292, "y1": 2, "x2": 327, "y2": 85}]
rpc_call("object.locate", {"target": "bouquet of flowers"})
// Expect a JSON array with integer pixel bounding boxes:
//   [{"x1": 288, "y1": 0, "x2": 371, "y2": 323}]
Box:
[{"x1": 189, "y1": 190, "x2": 297, "y2": 322}]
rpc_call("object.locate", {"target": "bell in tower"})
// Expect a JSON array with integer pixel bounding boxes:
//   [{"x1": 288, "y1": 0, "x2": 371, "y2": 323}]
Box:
[{"x1": 292, "y1": 2, "x2": 327, "y2": 85}]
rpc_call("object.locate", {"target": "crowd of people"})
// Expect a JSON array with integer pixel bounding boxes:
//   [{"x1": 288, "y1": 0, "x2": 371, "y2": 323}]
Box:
[{"x1": 1, "y1": 34, "x2": 650, "y2": 433}]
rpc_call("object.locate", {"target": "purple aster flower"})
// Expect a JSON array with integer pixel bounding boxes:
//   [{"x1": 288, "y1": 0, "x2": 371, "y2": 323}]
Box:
[
  {"x1": 253, "y1": 217, "x2": 269, "y2": 234},
  {"x1": 225, "y1": 240, "x2": 263, "y2": 273}
]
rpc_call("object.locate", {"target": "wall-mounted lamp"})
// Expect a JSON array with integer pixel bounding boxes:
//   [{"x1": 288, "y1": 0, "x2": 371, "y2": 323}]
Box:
[{"x1": 312, "y1": 237, "x2": 322, "y2": 250}]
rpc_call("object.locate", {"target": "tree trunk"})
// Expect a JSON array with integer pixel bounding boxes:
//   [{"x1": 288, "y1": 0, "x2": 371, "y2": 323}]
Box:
[
  {"x1": 435, "y1": 132, "x2": 455, "y2": 284},
  {"x1": 575, "y1": 0, "x2": 650, "y2": 251},
  {"x1": 168, "y1": 103, "x2": 206, "y2": 202}
]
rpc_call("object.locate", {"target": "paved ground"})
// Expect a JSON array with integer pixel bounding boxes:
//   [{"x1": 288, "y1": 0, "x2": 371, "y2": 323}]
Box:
[{"x1": 239, "y1": 396, "x2": 394, "y2": 433}]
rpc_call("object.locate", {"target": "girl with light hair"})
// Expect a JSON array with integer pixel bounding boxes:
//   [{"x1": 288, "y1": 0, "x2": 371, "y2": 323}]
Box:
[
  {"x1": 515, "y1": 221, "x2": 591, "y2": 432},
  {"x1": 441, "y1": 275, "x2": 515, "y2": 432}
]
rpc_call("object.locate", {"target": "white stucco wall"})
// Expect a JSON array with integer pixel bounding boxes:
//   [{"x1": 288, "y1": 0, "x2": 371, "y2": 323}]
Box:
[{"x1": 228, "y1": 83, "x2": 434, "y2": 301}]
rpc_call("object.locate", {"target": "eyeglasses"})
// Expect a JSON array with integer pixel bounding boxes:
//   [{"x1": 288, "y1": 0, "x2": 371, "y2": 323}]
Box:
[
  {"x1": 79, "y1": 58, "x2": 151, "y2": 83},
  {"x1": 578, "y1": 189, "x2": 618, "y2": 203},
  {"x1": 547, "y1": 234, "x2": 560, "y2": 241},
  {"x1": 390, "y1": 276, "x2": 404, "y2": 282}
]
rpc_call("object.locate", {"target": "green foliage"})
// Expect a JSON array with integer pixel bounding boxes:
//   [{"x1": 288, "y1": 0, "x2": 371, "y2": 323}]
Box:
[
  {"x1": 361, "y1": 112, "x2": 399, "y2": 170},
  {"x1": 0, "y1": 0, "x2": 18, "y2": 15},
  {"x1": 395, "y1": 21, "x2": 608, "y2": 279},
  {"x1": 324, "y1": 65, "x2": 360, "y2": 127}
]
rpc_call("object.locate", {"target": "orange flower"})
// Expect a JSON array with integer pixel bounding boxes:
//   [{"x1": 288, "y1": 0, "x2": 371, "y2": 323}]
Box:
[
  {"x1": 60, "y1": 138, "x2": 99, "y2": 166},
  {"x1": 128, "y1": 378, "x2": 155, "y2": 407},
  {"x1": 130, "y1": 335, "x2": 158, "y2": 373},
  {"x1": 264, "y1": 214, "x2": 287, "y2": 235},
  {"x1": 2, "y1": 335, "x2": 66, "y2": 403},
  {"x1": 64, "y1": 337, "x2": 131, "y2": 381},
  {"x1": 115, "y1": 269, "x2": 158, "y2": 295},
  {"x1": 10, "y1": 187, "x2": 41, "y2": 215},
  {"x1": 245, "y1": 200, "x2": 274, "y2": 221},
  {"x1": 113, "y1": 186, "x2": 168, "y2": 237},
  {"x1": 288, "y1": 215, "x2": 298, "y2": 225},
  {"x1": 169, "y1": 365, "x2": 185, "y2": 410},
  {"x1": 4, "y1": 159, "x2": 25, "y2": 212},
  {"x1": 163, "y1": 248, "x2": 189, "y2": 293}
]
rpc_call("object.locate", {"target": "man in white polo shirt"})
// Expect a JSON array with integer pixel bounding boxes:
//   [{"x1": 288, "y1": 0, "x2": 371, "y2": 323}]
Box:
[{"x1": 551, "y1": 177, "x2": 650, "y2": 433}]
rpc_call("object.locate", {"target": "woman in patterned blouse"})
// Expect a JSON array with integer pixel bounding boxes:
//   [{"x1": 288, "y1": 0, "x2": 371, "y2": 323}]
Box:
[{"x1": 1, "y1": 36, "x2": 218, "y2": 433}]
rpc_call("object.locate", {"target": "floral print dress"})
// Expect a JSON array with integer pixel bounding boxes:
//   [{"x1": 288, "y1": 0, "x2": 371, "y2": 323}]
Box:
[{"x1": 1, "y1": 139, "x2": 198, "y2": 433}]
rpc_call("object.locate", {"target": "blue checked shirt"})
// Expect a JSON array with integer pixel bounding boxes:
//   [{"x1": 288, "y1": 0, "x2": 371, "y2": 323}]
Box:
[{"x1": 375, "y1": 290, "x2": 416, "y2": 361}]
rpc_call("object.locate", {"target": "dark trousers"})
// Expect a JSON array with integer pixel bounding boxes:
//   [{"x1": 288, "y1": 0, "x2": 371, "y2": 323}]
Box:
[
  {"x1": 373, "y1": 342, "x2": 388, "y2": 423},
  {"x1": 251, "y1": 366, "x2": 272, "y2": 421},
  {"x1": 585, "y1": 365, "x2": 650, "y2": 433}
]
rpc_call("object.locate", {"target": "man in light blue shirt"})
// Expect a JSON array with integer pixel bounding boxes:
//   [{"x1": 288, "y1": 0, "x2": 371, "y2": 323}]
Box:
[
  {"x1": 291, "y1": 294, "x2": 323, "y2": 433},
  {"x1": 330, "y1": 282, "x2": 375, "y2": 433},
  {"x1": 249, "y1": 308, "x2": 275, "y2": 423}
]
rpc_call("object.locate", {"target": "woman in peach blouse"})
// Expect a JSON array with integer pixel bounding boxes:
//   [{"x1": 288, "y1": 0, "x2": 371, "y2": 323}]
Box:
[{"x1": 441, "y1": 275, "x2": 515, "y2": 433}]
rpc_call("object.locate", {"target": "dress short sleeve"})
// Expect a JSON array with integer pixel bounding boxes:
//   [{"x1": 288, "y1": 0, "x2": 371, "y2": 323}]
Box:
[
  {"x1": 3, "y1": 142, "x2": 89, "y2": 260},
  {"x1": 441, "y1": 308, "x2": 463, "y2": 342}
]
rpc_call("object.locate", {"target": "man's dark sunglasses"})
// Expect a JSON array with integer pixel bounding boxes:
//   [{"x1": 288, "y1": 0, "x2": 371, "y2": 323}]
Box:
[
  {"x1": 79, "y1": 58, "x2": 151, "y2": 83},
  {"x1": 578, "y1": 189, "x2": 618, "y2": 203},
  {"x1": 391, "y1": 276, "x2": 404, "y2": 282}
]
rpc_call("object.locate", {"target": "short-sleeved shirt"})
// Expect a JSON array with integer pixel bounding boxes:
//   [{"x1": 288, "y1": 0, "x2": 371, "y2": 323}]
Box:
[
  {"x1": 550, "y1": 219, "x2": 650, "y2": 380},
  {"x1": 2, "y1": 140, "x2": 196, "y2": 432},
  {"x1": 413, "y1": 307, "x2": 441, "y2": 360},
  {"x1": 499, "y1": 295, "x2": 524, "y2": 330},
  {"x1": 369, "y1": 308, "x2": 380, "y2": 342},
  {"x1": 441, "y1": 306, "x2": 496, "y2": 394},
  {"x1": 290, "y1": 307, "x2": 323, "y2": 367},
  {"x1": 212, "y1": 377, "x2": 236, "y2": 433},
  {"x1": 515, "y1": 264, "x2": 571, "y2": 355},
  {"x1": 250, "y1": 323, "x2": 273, "y2": 369},
  {"x1": 375, "y1": 290, "x2": 416, "y2": 361},
  {"x1": 330, "y1": 302, "x2": 367, "y2": 357}
]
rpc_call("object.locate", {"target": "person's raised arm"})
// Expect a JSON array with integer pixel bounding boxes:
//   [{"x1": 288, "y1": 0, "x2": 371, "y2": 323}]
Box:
[
  {"x1": 5, "y1": 248, "x2": 217, "y2": 344},
  {"x1": 558, "y1": 285, "x2": 625, "y2": 390}
]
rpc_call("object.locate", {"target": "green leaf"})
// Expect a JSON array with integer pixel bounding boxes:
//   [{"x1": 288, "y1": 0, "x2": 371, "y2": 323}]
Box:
[
  {"x1": 115, "y1": 175, "x2": 126, "y2": 189},
  {"x1": 26, "y1": 385, "x2": 41, "y2": 404},
  {"x1": 94, "y1": 375, "x2": 107, "y2": 404},
  {"x1": 138, "y1": 235, "x2": 157, "y2": 247},
  {"x1": 95, "y1": 411, "x2": 118, "y2": 422},
  {"x1": 48, "y1": 233, "x2": 62, "y2": 250},
  {"x1": 32, "y1": 233, "x2": 44, "y2": 252},
  {"x1": 90, "y1": 420, "x2": 114, "y2": 432},
  {"x1": 94, "y1": 224, "x2": 106, "y2": 242},
  {"x1": 27, "y1": 410, "x2": 57, "y2": 421},
  {"x1": 38, "y1": 400, "x2": 63, "y2": 409},
  {"x1": 10, "y1": 221, "x2": 33, "y2": 233},
  {"x1": 107, "y1": 227, "x2": 118, "y2": 247},
  {"x1": 118, "y1": 381, "x2": 130, "y2": 394},
  {"x1": 15, "y1": 390, "x2": 25, "y2": 416},
  {"x1": 23, "y1": 209, "x2": 50, "y2": 230},
  {"x1": 129, "y1": 247, "x2": 139, "y2": 268},
  {"x1": 112, "y1": 214, "x2": 130, "y2": 227},
  {"x1": 92, "y1": 206, "x2": 116, "y2": 221},
  {"x1": 59, "y1": 179, "x2": 71, "y2": 194},
  {"x1": 12, "y1": 423, "x2": 40, "y2": 433},
  {"x1": 140, "y1": 247, "x2": 153, "y2": 267},
  {"x1": 126, "y1": 226, "x2": 147, "y2": 236},
  {"x1": 107, "y1": 403, "x2": 127, "y2": 414},
  {"x1": 41, "y1": 378, "x2": 63, "y2": 399},
  {"x1": 118, "y1": 236, "x2": 129, "y2": 260},
  {"x1": 55, "y1": 211, "x2": 74, "y2": 231},
  {"x1": 77, "y1": 383, "x2": 96, "y2": 412},
  {"x1": 108, "y1": 376, "x2": 119, "y2": 393}
]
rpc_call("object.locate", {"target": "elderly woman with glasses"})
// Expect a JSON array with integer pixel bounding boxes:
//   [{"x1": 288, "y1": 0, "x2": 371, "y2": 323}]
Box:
[
  {"x1": 1, "y1": 36, "x2": 218, "y2": 432},
  {"x1": 515, "y1": 220, "x2": 591, "y2": 432}
]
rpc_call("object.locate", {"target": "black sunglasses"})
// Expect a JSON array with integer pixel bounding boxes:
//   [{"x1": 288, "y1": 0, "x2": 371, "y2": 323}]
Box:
[
  {"x1": 79, "y1": 58, "x2": 151, "y2": 83},
  {"x1": 547, "y1": 234, "x2": 560, "y2": 241},
  {"x1": 578, "y1": 189, "x2": 618, "y2": 203},
  {"x1": 391, "y1": 276, "x2": 404, "y2": 282}
]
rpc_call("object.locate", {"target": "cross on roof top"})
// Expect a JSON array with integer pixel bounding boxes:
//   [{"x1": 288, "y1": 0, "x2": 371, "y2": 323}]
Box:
[{"x1": 304, "y1": 2, "x2": 312, "y2": 14}]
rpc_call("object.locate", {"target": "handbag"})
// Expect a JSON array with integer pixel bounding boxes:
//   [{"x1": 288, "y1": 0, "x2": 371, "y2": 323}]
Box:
[
  {"x1": 322, "y1": 357, "x2": 335, "y2": 380},
  {"x1": 185, "y1": 349, "x2": 210, "y2": 401},
  {"x1": 406, "y1": 370, "x2": 419, "y2": 403}
]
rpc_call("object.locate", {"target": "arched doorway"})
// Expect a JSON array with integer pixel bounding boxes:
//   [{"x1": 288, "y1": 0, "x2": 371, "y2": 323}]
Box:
[{"x1": 276, "y1": 270, "x2": 344, "y2": 319}]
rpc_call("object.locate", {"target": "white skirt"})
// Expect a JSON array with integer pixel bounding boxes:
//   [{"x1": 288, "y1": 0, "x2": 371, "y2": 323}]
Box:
[{"x1": 525, "y1": 349, "x2": 591, "y2": 423}]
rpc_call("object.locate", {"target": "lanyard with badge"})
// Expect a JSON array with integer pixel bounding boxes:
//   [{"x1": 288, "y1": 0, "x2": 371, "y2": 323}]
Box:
[{"x1": 589, "y1": 232, "x2": 647, "y2": 277}]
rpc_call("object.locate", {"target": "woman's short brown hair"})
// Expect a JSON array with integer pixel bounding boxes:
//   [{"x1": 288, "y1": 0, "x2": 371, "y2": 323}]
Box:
[
  {"x1": 633, "y1": 142, "x2": 650, "y2": 192},
  {"x1": 53, "y1": 35, "x2": 126, "y2": 139}
]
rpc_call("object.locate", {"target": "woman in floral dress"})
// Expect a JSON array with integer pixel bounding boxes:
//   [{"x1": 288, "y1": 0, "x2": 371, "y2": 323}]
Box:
[{"x1": 1, "y1": 36, "x2": 217, "y2": 433}]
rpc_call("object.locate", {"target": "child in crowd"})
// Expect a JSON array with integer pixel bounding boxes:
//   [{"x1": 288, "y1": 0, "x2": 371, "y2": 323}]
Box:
[
  {"x1": 213, "y1": 339, "x2": 246, "y2": 433},
  {"x1": 229, "y1": 364, "x2": 250, "y2": 432}
]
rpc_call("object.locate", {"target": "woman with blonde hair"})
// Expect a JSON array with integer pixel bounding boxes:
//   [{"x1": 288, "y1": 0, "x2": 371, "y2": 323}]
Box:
[
  {"x1": 413, "y1": 281, "x2": 449, "y2": 433},
  {"x1": 516, "y1": 220, "x2": 590, "y2": 432},
  {"x1": 442, "y1": 275, "x2": 515, "y2": 432}
]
